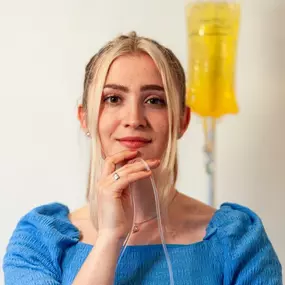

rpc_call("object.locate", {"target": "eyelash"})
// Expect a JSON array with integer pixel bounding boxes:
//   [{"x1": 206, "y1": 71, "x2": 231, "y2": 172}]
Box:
[{"x1": 102, "y1": 95, "x2": 166, "y2": 106}]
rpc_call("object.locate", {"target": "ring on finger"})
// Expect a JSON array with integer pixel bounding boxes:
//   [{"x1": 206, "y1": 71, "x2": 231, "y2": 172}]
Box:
[{"x1": 113, "y1": 172, "x2": 120, "y2": 181}]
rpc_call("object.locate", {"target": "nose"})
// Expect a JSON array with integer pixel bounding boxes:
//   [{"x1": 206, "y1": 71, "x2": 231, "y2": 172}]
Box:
[{"x1": 122, "y1": 105, "x2": 147, "y2": 129}]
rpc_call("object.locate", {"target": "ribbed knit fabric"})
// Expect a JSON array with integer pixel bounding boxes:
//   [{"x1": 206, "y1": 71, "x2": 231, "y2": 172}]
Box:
[{"x1": 3, "y1": 202, "x2": 283, "y2": 284}]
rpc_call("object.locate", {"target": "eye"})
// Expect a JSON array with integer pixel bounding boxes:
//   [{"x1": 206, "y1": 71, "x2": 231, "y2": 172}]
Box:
[
  {"x1": 145, "y1": 97, "x2": 166, "y2": 106},
  {"x1": 103, "y1": 95, "x2": 121, "y2": 104}
]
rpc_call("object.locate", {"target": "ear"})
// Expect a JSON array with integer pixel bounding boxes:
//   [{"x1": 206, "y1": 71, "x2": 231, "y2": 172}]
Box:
[
  {"x1": 77, "y1": 104, "x2": 89, "y2": 134},
  {"x1": 178, "y1": 106, "x2": 191, "y2": 139}
]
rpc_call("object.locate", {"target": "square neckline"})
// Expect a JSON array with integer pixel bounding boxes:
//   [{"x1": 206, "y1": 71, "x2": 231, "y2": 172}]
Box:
[{"x1": 66, "y1": 204, "x2": 222, "y2": 249}]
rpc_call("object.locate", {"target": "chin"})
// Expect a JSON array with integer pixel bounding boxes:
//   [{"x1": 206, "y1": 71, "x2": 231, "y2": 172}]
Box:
[{"x1": 109, "y1": 144, "x2": 160, "y2": 160}]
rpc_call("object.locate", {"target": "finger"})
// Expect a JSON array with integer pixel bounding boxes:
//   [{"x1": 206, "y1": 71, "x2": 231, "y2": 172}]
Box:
[
  {"x1": 99, "y1": 159, "x2": 159, "y2": 194},
  {"x1": 107, "y1": 170, "x2": 153, "y2": 196},
  {"x1": 101, "y1": 150, "x2": 139, "y2": 177},
  {"x1": 117, "y1": 159, "x2": 160, "y2": 176}
]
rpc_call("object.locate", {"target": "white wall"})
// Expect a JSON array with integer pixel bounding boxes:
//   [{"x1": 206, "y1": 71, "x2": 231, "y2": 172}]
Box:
[{"x1": 0, "y1": 0, "x2": 284, "y2": 283}]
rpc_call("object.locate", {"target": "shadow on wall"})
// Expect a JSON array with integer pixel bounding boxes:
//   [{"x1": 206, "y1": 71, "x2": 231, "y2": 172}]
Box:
[
  {"x1": 257, "y1": 0, "x2": 285, "y2": 270},
  {"x1": 259, "y1": 1, "x2": 285, "y2": 173}
]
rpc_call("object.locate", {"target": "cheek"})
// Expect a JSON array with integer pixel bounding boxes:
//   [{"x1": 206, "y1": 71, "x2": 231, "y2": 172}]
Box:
[
  {"x1": 154, "y1": 121, "x2": 169, "y2": 142},
  {"x1": 155, "y1": 112, "x2": 169, "y2": 134},
  {"x1": 98, "y1": 113, "x2": 119, "y2": 139}
]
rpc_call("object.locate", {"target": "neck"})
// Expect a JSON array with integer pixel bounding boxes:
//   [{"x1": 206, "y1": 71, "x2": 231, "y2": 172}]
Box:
[
  {"x1": 129, "y1": 176, "x2": 176, "y2": 223},
  {"x1": 129, "y1": 178, "x2": 156, "y2": 222}
]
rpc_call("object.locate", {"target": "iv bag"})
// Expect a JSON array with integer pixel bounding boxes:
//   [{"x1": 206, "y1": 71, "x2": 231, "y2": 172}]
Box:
[{"x1": 185, "y1": 0, "x2": 241, "y2": 118}]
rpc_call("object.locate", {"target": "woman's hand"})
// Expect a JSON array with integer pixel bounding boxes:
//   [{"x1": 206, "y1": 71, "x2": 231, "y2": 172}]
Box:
[{"x1": 94, "y1": 150, "x2": 160, "y2": 241}]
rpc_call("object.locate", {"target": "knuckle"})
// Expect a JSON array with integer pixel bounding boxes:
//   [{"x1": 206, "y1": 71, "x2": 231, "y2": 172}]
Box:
[
  {"x1": 125, "y1": 173, "x2": 131, "y2": 182},
  {"x1": 105, "y1": 157, "x2": 113, "y2": 165},
  {"x1": 97, "y1": 179, "x2": 108, "y2": 191},
  {"x1": 123, "y1": 163, "x2": 132, "y2": 170}
]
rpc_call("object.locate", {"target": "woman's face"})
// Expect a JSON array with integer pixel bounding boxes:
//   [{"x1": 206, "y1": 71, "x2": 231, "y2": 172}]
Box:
[{"x1": 98, "y1": 53, "x2": 169, "y2": 160}]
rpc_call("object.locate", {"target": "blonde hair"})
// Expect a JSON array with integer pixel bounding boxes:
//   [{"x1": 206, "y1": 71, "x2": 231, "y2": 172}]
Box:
[{"x1": 81, "y1": 32, "x2": 186, "y2": 228}]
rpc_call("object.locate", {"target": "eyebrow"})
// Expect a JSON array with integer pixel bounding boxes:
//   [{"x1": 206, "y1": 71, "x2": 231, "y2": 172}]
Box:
[
  {"x1": 104, "y1": 84, "x2": 165, "y2": 93},
  {"x1": 104, "y1": 84, "x2": 129, "y2": 92},
  {"x1": 141, "y1": 85, "x2": 164, "y2": 92}
]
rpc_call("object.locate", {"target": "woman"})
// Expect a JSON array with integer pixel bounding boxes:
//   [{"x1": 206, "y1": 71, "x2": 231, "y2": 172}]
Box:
[{"x1": 3, "y1": 32, "x2": 282, "y2": 284}]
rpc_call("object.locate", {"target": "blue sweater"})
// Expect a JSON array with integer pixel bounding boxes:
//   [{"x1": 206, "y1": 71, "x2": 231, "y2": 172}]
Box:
[{"x1": 3, "y1": 202, "x2": 283, "y2": 285}]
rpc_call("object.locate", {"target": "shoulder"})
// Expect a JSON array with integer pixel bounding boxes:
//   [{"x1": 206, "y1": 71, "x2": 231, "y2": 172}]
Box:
[
  {"x1": 206, "y1": 202, "x2": 283, "y2": 283},
  {"x1": 205, "y1": 202, "x2": 273, "y2": 246},
  {"x1": 3, "y1": 202, "x2": 80, "y2": 280},
  {"x1": 9, "y1": 202, "x2": 80, "y2": 244},
  {"x1": 206, "y1": 202, "x2": 266, "y2": 240}
]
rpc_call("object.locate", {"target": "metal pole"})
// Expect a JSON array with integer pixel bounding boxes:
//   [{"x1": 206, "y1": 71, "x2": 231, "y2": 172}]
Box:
[{"x1": 203, "y1": 117, "x2": 216, "y2": 206}]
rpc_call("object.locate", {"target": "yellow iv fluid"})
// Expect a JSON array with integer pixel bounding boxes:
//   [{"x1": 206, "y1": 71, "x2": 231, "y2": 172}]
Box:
[{"x1": 186, "y1": 2, "x2": 240, "y2": 117}]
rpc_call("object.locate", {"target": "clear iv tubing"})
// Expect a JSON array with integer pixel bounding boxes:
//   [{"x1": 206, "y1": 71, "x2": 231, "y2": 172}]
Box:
[{"x1": 115, "y1": 158, "x2": 175, "y2": 285}]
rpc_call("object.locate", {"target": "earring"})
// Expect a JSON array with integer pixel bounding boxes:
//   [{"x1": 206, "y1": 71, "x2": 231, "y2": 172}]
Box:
[{"x1": 86, "y1": 131, "x2": 90, "y2": 137}]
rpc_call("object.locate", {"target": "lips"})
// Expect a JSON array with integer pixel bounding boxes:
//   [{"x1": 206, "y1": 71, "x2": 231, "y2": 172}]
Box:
[
  {"x1": 118, "y1": 137, "x2": 151, "y2": 143},
  {"x1": 117, "y1": 137, "x2": 151, "y2": 149}
]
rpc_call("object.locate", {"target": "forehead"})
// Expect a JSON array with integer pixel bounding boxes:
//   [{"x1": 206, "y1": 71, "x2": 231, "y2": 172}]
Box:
[{"x1": 105, "y1": 53, "x2": 163, "y2": 86}]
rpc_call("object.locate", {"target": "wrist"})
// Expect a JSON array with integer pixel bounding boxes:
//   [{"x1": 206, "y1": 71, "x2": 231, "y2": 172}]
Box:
[{"x1": 96, "y1": 232, "x2": 126, "y2": 246}]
